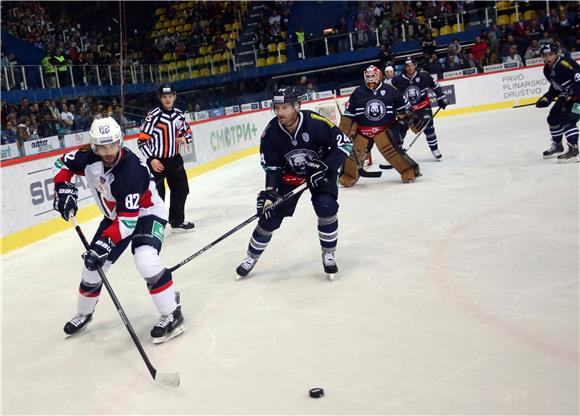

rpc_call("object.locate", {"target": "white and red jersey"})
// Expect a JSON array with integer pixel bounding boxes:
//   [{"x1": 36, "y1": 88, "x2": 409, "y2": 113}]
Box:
[{"x1": 52, "y1": 146, "x2": 167, "y2": 244}]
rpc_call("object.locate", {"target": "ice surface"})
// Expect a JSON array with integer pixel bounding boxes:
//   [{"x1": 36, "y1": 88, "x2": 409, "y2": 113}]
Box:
[{"x1": 2, "y1": 106, "x2": 578, "y2": 415}]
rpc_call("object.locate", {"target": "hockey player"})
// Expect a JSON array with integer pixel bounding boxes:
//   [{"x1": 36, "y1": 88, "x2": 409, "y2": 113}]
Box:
[
  {"x1": 53, "y1": 117, "x2": 184, "y2": 344},
  {"x1": 392, "y1": 57, "x2": 448, "y2": 159},
  {"x1": 536, "y1": 43, "x2": 580, "y2": 162},
  {"x1": 384, "y1": 66, "x2": 395, "y2": 85},
  {"x1": 236, "y1": 86, "x2": 352, "y2": 279},
  {"x1": 339, "y1": 65, "x2": 420, "y2": 187}
]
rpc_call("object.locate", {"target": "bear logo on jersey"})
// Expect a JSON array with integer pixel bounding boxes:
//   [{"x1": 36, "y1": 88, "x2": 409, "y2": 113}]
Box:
[
  {"x1": 284, "y1": 149, "x2": 319, "y2": 175},
  {"x1": 302, "y1": 132, "x2": 310, "y2": 142},
  {"x1": 404, "y1": 85, "x2": 422, "y2": 105},
  {"x1": 364, "y1": 99, "x2": 387, "y2": 121}
]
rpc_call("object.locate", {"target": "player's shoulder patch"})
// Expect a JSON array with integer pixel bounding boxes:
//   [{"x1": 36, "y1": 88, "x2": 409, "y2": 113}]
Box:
[
  {"x1": 310, "y1": 112, "x2": 335, "y2": 128},
  {"x1": 560, "y1": 59, "x2": 573, "y2": 70},
  {"x1": 79, "y1": 144, "x2": 91, "y2": 152}
]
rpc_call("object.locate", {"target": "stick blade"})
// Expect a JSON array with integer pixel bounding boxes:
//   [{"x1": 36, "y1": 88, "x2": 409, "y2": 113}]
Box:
[
  {"x1": 358, "y1": 169, "x2": 382, "y2": 178},
  {"x1": 154, "y1": 371, "x2": 180, "y2": 388}
]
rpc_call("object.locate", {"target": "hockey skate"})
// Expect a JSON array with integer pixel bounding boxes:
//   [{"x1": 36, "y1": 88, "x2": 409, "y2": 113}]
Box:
[
  {"x1": 322, "y1": 252, "x2": 338, "y2": 280},
  {"x1": 63, "y1": 313, "x2": 93, "y2": 337},
  {"x1": 556, "y1": 145, "x2": 579, "y2": 163},
  {"x1": 235, "y1": 256, "x2": 258, "y2": 280},
  {"x1": 431, "y1": 149, "x2": 442, "y2": 160},
  {"x1": 543, "y1": 142, "x2": 564, "y2": 159},
  {"x1": 151, "y1": 305, "x2": 184, "y2": 344}
]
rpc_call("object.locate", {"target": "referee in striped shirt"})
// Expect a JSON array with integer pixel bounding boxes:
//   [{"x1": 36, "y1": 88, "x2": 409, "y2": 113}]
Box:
[{"x1": 138, "y1": 84, "x2": 195, "y2": 231}]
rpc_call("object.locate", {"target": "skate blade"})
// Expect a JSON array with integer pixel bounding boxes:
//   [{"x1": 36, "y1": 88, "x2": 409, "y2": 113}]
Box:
[
  {"x1": 556, "y1": 157, "x2": 580, "y2": 164},
  {"x1": 171, "y1": 228, "x2": 195, "y2": 234},
  {"x1": 152, "y1": 325, "x2": 184, "y2": 344},
  {"x1": 326, "y1": 273, "x2": 336, "y2": 281}
]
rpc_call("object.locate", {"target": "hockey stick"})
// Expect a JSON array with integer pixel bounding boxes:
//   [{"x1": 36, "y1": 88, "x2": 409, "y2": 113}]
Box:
[
  {"x1": 404, "y1": 106, "x2": 442, "y2": 152},
  {"x1": 71, "y1": 216, "x2": 180, "y2": 388},
  {"x1": 332, "y1": 92, "x2": 382, "y2": 178},
  {"x1": 168, "y1": 182, "x2": 308, "y2": 273}
]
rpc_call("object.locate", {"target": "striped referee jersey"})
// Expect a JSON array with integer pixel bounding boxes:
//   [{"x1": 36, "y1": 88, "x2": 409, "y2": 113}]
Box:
[{"x1": 138, "y1": 107, "x2": 192, "y2": 159}]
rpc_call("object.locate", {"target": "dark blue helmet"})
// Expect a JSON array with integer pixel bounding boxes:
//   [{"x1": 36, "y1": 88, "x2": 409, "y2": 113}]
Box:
[
  {"x1": 272, "y1": 86, "x2": 306, "y2": 105},
  {"x1": 540, "y1": 42, "x2": 559, "y2": 56}
]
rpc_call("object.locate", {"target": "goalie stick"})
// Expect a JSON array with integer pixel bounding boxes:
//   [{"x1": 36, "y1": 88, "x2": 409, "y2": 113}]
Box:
[
  {"x1": 333, "y1": 92, "x2": 382, "y2": 178},
  {"x1": 168, "y1": 182, "x2": 308, "y2": 273},
  {"x1": 71, "y1": 216, "x2": 180, "y2": 388}
]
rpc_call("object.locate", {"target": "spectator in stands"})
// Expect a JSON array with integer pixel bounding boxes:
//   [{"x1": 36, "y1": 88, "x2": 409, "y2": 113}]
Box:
[
  {"x1": 1, "y1": 120, "x2": 18, "y2": 145},
  {"x1": 17, "y1": 98, "x2": 33, "y2": 119},
  {"x1": 59, "y1": 103, "x2": 74, "y2": 133},
  {"x1": 503, "y1": 46, "x2": 522, "y2": 66},
  {"x1": 500, "y1": 34, "x2": 518, "y2": 58},
  {"x1": 471, "y1": 35, "x2": 488, "y2": 66},
  {"x1": 482, "y1": 49, "x2": 500, "y2": 67},
  {"x1": 377, "y1": 44, "x2": 394, "y2": 71},
  {"x1": 524, "y1": 39, "x2": 542, "y2": 60},
  {"x1": 37, "y1": 113, "x2": 59, "y2": 138},
  {"x1": 16, "y1": 116, "x2": 34, "y2": 143},
  {"x1": 423, "y1": 54, "x2": 444, "y2": 79},
  {"x1": 421, "y1": 32, "x2": 437, "y2": 56},
  {"x1": 444, "y1": 54, "x2": 462, "y2": 72},
  {"x1": 539, "y1": 30, "x2": 554, "y2": 47},
  {"x1": 448, "y1": 38, "x2": 462, "y2": 57},
  {"x1": 48, "y1": 99, "x2": 60, "y2": 122},
  {"x1": 72, "y1": 106, "x2": 90, "y2": 131},
  {"x1": 112, "y1": 105, "x2": 128, "y2": 127}
]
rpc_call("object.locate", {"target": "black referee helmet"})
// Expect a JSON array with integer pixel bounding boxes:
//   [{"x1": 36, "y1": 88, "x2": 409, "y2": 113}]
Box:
[{"x1": 158, "y1": 83, "x2": 176, "y2": 96}]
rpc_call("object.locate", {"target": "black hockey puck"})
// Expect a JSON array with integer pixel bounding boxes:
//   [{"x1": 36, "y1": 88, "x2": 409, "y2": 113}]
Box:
[{"x1": 309, "y1": 387, "x2": 324, "y2": 398}]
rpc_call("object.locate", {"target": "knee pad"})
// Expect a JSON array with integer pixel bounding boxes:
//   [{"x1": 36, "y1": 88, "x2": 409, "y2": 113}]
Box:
[
  {"x1": 81, "y1": 260, "x2": 112, "y2": 285},
  {"x1": 313, "y1": 194, "x2": 338, "y2": 218},
  {"x1": 258, "y1": 215, "x2": 283, "y2": 232},
  {"x1": 133, "y1": 245, "x2": 164, "y2": 279}
]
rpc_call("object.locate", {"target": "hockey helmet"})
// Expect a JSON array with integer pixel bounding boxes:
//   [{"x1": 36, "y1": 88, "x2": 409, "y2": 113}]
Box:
[
  {"x1": 158, "y1": 83, "x2": 176, "y2": 96},
  {"x1": 89, "y1": 117, "x2": 123, "y2": 153},
  {"x1": 272, "y1": 86, "x2": 306, "y2": 105},
  {"x1": 404, "y1": 57, "x2": 416, "y2": 67},
  {"x1": 363, "y1": 65, "x2": 382, "y2": 86},
  {"x1": 540, "y1": 42, "x2": 559, "y2": 56}
]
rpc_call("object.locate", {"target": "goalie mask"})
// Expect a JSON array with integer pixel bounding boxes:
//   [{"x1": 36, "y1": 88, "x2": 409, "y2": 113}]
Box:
[
  {"x1": 89, "y1": 117, "x2": 123, "y2": 165},
  {"x1": 364, "y1": 65, "x2": 382, "y2": 88}
]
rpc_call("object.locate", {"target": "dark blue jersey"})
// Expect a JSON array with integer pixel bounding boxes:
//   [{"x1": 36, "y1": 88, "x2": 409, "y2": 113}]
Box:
[
  {"x1": 392, "y1": 70, "x2": 445, "y2": 110},
  {"x1": 344, "y1": 82, "x2": 409, "y2": 130},
  {"x1": 260, "y1": 110, "x2": 352, "y2": 188},
  {"x1": 543, "y1": 56, "x2": 580, "y2": 101}
]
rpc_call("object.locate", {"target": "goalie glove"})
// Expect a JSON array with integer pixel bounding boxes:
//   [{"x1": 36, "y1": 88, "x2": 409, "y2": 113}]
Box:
[
  {"x1": 305, "y1": 159, "x2": 328, "y2": 189},
  {"x1": 256, "y1": 189, "x2": 279, "y2": 219},
  {"x1": 82, "y1": 236, "x2": 114, "y2": 271},
  {"x1": 54, "y1": 182, "x2": 78, "y2": 221},
  {"x1": 536, "y1": 95, "x2": 552, "y2": 108}
]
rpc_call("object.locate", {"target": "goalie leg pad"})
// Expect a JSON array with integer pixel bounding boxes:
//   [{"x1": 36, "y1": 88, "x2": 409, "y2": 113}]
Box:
[
  {"x1": 339, "y1": 133, "x2": 369, "y2": 187},
  {"x1": 374, "y1": 129, "x2": 421, "y2": 182}
]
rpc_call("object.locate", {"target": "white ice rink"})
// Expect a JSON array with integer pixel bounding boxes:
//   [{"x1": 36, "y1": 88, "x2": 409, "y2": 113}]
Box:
[{"x1": 2, "y1": 106, "x2": 579, "y2": 415}]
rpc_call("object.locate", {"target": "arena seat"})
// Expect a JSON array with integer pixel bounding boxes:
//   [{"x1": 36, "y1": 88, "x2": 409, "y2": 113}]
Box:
[
  {"x1": 266, "y1": 56, "x2": 276, "y2": 65},
  {"x1": 439, "y1": 25, "x2": 452, "y2": 35}
]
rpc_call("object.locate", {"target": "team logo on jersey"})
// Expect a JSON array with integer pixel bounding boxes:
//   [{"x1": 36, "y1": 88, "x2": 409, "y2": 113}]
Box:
[
  {"x1": 284, "y1": 149, "x2": 319, "y2": 175},
  {"x1": 302, "y1": 132, "x2": 310, "y2": 142},
  {"x1": 404, "y1": 85, "x2": 422, "y2": 104},
  {"x1": 380, "y1": 90, "x2": 386, "y2": 96},
  {"x1": 364, "y1": 99, "x2": 387, "y2": 121}
]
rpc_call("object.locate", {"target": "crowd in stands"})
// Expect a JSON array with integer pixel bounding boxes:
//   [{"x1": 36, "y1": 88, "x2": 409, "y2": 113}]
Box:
[
  {"x1": 0, "y1": 96, "x2": 134, "y2": 146},
  {"x1": 254, "y1": 2, "x2": 292, "y2": 59},
  {"x1": 413, "y1": 1, "x2": 580, "y2": 79}
]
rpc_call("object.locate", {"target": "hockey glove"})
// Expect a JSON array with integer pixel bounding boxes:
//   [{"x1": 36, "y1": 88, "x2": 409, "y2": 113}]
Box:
[
  {"x1": 54, "y1": 182, "x2": 78, "y2": 221},
  {"x1": 256, "y1": 189, "x2": 279, "y2": 219},
  {"x1": 437, "y1": 96, "x2": 448, "y2": 110},
  {"x1": 536, "y1": 95, "x2": 551, "y2": 108},
  {"x1": 305, "y1": 159, "x2": 328, "y2": 189},
  {"x1": 82, "y1": 236, "x2": 114, "y2": 271}
]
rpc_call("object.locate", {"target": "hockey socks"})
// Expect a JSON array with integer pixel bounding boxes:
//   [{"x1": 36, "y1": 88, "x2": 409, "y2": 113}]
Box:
[
  {"x1": 318, "y1": 215, "x2": 338, "y2": 252},
  {"x1": 549, "y1": 123, "x2": 564, "y2": 144},
  {"x1": 247, "y1": 224, "x2": 273, "y2": 258}
]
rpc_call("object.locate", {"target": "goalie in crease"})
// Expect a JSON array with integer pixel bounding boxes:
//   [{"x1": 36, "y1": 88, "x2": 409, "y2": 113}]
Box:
[
  {"x1": 339, "y1": 65, "x2": 421, "y2": 186},
  {"x1": 235, "y1": 86, "x2": 351, "y2": 279}
]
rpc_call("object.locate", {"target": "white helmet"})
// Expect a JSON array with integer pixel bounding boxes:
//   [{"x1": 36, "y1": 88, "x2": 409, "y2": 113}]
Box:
[{"x1": 89, "y1": 117, "x2": 123, "y2": 153}]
